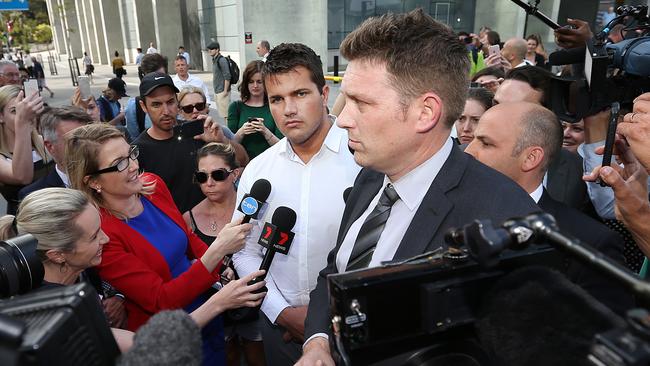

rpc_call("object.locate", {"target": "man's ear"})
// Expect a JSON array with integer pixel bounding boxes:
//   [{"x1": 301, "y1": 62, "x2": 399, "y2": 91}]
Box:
[
  {"x1": 44, "y1": 140, "x2": 55, "y2": 156},
  {"x1": 138, "y1": 98, "x2": 148, "y2": 114},
  {"x1": 521, "y1": 146, "x2": 545, "y2": 173},
  {"x1": 415, "y1": 92, "x2": 443, "y2": 133}
]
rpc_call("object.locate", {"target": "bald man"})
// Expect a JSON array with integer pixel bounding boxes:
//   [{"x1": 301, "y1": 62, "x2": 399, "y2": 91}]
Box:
[
  {"x1": 502, "y1": 38, "x2": 531, "y2": 69},
  {"x1": 466, "y1": 102, "x2": 633, "y2": 314}
]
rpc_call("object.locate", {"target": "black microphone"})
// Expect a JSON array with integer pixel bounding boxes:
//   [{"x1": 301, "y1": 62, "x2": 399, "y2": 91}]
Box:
[
  {"x1": 248, "y1": 206, "x2": 297, "y2": 292},
  {"x1": 221, "y1": 179, "x2": 272, "y2": 273},
  {"x1": 548, "y1": 46, "x2": 586, "y2": 65},
  {"x1": 237, "y1": 179, "x2": 272, "y2": 224},
  {"x1": 476, "y1": 266, "x2": 624, "y2": 366},
  {"x1": 118, "y1": 310, "x2": 202, "y2": 366},
  {"x1": 343, "y1": 187, "x2": 353, "y2": 203}
]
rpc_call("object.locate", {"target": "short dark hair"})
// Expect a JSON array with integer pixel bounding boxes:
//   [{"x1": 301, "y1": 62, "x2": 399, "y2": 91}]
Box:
[
  {"x1": 486, "y1": 31, "x2": 501, "y2": 46},
  {"x1": 141, "y1": 53, "x2": 168, "y2": 74},
  {"x1": 259, "y1": 40, "x2": 270, "y2": 50},
  {"x1": 505, "y1": 66, "x2": 552, "y2": 107},
  {"x1": 179, "y1": 46, "x2": 185, "y2": 50},
  {"x1": 175, "y1": 55, "x2": 187, "y2": 63},
  {"x1": 262, "y1": 43, "x2": 325, "y2": 94},
  {"x1": 471, "y1": 66, "x2": 505, "y2": 82},
  {"x1": 340, "y1": 8, "x2": 470, "y2": 127},
  {"x1": 137, "y1": 47, "x2": 142, "y2": 52},
  {"x1": 239, "y1": 60, "x2": 266, "y2": 103},
  {"x1": 114, "y1": 50, "x2": 119, "y2": 57},
  {"x1": 467, "y1": 87, "x2": 494, "y2": 111},
  {"x1": 513, "y1": 105, "x2": 562, "y2": 173}
]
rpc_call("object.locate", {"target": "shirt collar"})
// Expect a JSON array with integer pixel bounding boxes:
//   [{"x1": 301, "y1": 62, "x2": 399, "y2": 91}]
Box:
[
  {"x1": 55, "y1": 164, "x2": 70, "y2": 188},
  {"x1": 529, "y1": 183, "x2": 544, "y2": 203},
  {"x1": 278, "y1": 115, "x2": 343, "y2": 157},
  {"x1": 385, "y1": 137, "x2": 454, "y2": 211}
]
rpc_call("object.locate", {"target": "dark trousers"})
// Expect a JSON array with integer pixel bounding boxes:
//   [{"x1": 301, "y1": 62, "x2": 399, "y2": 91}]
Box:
[{"x1": 260, "y1": 312, "x2": 303, "y2": 366}]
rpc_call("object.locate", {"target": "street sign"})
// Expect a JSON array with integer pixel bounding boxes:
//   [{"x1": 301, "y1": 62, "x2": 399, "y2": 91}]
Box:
[{"x1": 0, "y1": 1, "x2": 29, "y2": 11}]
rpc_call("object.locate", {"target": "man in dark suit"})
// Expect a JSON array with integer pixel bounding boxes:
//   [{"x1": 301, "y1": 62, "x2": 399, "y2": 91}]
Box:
[
  {"x1": 297, "y1": 10, "x2": 540, "y2": 365},
  {"x1": 494, "y1": 66, "x2": 594, "y2": 214},
  {"x1": 466, "y1": 101, "x2": 633, "y2": 314},
  {"x1": 19, "y1": 107, "x2": 94, "y2": 200}
]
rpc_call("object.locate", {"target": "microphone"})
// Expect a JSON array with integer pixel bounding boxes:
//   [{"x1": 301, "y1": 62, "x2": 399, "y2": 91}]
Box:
[
  {"x1": 221, "y1": 179, "x2": 272, "y2": 273},
  {"x1": 476, "y1": 266, "x2": 624, "y2": 366},
  {"x1": 248, "y1": 206, "x2": 297, "y2": 291},
  {"x1": 237, "y1": 179, "x2": 272, "y2": 224},
  {"x1": 118, "y1": 310, "x2": 202, "y2": 366},
  {"x1": 343, "y1": 187, "x2": 352, "y2": 203},
  {"x1": 548, "y1": 46, "x2": 586, "y2": 65}
]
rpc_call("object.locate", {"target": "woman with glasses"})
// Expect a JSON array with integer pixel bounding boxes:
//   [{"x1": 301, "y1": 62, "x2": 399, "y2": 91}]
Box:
[
  {"x1": 65, "y1": 123, "x2": 263, "y2": 366},
  {"x1": 228, "y1": 60, "x2": 283, "y2": 159},
  {"x1": 0, "y1": 84, "x2": 51, "y2": 214},
  {"x1": 183, "y1": 142, "x2": 267, "y2": 366}
]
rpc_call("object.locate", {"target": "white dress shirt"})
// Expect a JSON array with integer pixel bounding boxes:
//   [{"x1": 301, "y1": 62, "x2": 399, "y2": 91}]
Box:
[
  {"x1": 232, "y1": 121, "x2": 360, "y2": 323},
  {"x1": 530, "y1": 183, "x2": 544, "y2": 204},
  {"x1": 55, "y1": 164, "x2": 70, "y2": 188},
  {"x1": 172, "y1": 73, "x2": 213, "y2": 106},
  {"x1": 335, "y1": 137, "x2": 453, "y2": 271}
]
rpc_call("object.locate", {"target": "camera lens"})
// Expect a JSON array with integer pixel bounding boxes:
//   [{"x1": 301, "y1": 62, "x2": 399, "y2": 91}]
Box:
[{"x1": 0, "y1": 235, "x2": 44, "y2": 298}]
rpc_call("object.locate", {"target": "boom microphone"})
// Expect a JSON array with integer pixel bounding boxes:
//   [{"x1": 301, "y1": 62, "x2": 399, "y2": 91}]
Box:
[
  {"x1": 248, "y1": 206, "x2": 297, "y2": 289},
  {"x1": 118, "y1": 310, "x2": 202, "y2": 366}
]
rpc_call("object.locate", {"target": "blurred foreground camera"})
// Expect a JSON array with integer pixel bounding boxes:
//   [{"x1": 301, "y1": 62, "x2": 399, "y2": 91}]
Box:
[{"x1": 0, "y1": 235, "x2": 44, "y2": 299}]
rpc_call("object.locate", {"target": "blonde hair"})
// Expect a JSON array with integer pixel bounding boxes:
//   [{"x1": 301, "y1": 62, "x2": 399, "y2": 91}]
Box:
[
  {"x1": 177, "y1": 86, "x2": 206, "y2": 105},
  {"x1": 0, "y1": 188, "x2": 91, "y2": 260},
  {"x1": 65, "y1": 124, "x2": 154, "y2": 216},
  {"x1": 0, "y1": 85, "x2": 50, "y2": 162}
]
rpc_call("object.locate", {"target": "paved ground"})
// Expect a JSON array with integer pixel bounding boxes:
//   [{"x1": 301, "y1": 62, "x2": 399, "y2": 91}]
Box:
[{"x1": 0, "y1": 52, "x2": 343, "y2": 214}]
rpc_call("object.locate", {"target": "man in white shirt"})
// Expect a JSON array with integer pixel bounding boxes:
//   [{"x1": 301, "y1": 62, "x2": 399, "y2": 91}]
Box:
[
  {"x1": 146, "y1": 42, "x2": 158, "y2": 54},
  {"x1": 256, "y1": 40, "x2": 271, "y2": 62},
  {"x1": 232, "y1": 43, "x2": 360, "y2": 366},
  {"x1": 298, "y1": 10, "x2": 538, "y2": 366},
  {"x1": 172, "y1": 56, "x2": 212, "y2": 106},
  {"x1": 502, "y1": 38, "x2": 533, "y2": 69},
  {"x1": 178, "y1": 46, "x2": 190, "y2": 67}
]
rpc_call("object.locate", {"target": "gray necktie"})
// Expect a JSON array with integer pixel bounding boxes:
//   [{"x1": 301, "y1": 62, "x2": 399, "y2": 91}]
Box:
[{"x1": 346, "y1": 183, "x2": 400, "y2": 271}]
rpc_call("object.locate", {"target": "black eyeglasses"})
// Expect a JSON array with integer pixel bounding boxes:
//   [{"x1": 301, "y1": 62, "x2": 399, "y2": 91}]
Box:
[
  {"x1": 90, "y1": 146, "x2": 139, "y2": 175},
  {"x1": 180, "y1": 102, "x2": 206, "y2": 114},
  {"x1": 194, "y1": 168, "x2": 233, "y2": 183}
]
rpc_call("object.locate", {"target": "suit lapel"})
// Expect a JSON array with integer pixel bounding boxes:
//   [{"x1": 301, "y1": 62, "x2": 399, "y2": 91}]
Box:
[
  {"x1": 45, "y1": 169, "x2": 65, "y2": 188},
  {"x1": 546, "y1": 150, "x2": 569, "y2": 202},
  {"x1": 393, "y1": 146, "x2": 467, "y2": 260}
]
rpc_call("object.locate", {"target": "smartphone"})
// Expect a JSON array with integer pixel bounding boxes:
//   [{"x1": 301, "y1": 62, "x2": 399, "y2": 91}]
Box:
[
  {"x1": 174, "y1": 119, "x2": 204, "y2": 139},
  {"x1": 597, "y1": 102, "x2": 620, "y2": 187},
  {"x1": 488, "y1": 44, "x2": 501, "y2": 57},
  {"x1": 78, "y1": 76, "x2": 91, "y2": 99},
  {"x1": 23, "y1": 79, "x2": 39, "y2": 97}
]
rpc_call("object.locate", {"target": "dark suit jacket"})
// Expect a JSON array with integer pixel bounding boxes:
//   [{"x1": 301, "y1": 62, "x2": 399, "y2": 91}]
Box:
[
  {"x1": 546, "y1": 149, "x2": 594, "y2": 215},
  {"x1": 304, "y1": 146, "x2": 541, "y2": 340},
  {"x1": 18, "y1": 168, "x2": 65, "y2": 201},
  {"x1": 538, "y1": 190, "x2": 634, "y2": 314}
]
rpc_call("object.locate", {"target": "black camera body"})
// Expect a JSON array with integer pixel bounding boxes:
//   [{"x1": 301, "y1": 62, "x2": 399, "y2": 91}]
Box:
[{"x1": 327, "y1": 245, "x2": 560, "y2": 364}]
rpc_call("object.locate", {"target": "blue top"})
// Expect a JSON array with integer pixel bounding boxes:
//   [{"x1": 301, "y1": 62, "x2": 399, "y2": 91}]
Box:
[
  {"x1": 125, "y1": 97, "x2": 152, "y2": 140},
  {"x1": 126, "y1": 197, "x2": 191, "y2": 278},
  {"x1": 126, "y1": 197, "x2": 225, "y2": 366}
]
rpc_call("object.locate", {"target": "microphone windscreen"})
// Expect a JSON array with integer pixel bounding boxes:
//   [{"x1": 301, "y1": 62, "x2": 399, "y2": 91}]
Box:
[
  {"x1": 118, "y1": 310, "x2": 202, "y2": 366},
  {"x1": 271, "y1": 206, "x2": 297, "y2": 232},
  {"x1": 476, "y1": 266, "x2": 624, "y2": 366},
  {"x1": 249, "y1": 179, "x2": 272, "y2": 201},
  {"x1": 343, "y1": 187, "x2": 352, "y2": 203}
]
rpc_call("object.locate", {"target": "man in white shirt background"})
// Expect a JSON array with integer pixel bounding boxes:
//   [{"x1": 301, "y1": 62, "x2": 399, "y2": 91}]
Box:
[
  {"x1": 178, "y1": 46, "x2": 190, "y2": 67},
  {"x1": 172, "y1": 56, "x2": 212, "y2": 107},
  {"x1": 232, "y1": 42, "x2": 360, "y2": 366},
  {"x1": 146, "y1": 42, "x2": 158, "y2": 54}
]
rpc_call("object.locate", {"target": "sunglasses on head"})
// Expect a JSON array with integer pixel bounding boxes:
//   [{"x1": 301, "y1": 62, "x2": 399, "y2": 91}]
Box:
[
  {"x1": 180, "y1": 102, "x2": 206, "y2": 114},
  {"x1": 194, "y1": 168, "x2": 233, "y2": 183}
]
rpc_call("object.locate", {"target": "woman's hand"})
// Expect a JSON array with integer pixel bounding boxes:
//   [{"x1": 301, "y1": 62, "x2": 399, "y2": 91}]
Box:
[
  {"x1": 15, "y1": 90, "x2": 44, "y2": 130},
  {"x1": 212, "y1": 269, "x2": 266, "y2": 310},
  {"x1": 201, "y1": 219, "x2": 252, "y2": 272}
]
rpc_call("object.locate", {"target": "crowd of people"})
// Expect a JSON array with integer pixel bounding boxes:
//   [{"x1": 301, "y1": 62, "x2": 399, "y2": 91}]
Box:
[{"x1": 1, "y1": 7, "x2": 650, "y2": 366}]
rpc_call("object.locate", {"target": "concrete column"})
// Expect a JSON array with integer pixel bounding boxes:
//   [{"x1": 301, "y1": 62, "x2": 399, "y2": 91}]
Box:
[
  {"x1": 74, "y1": 0, "x2": 90, "y2": 58},
  {"x1": 135, "y1": 0, "x2": 156, "y2": 54},
  {"x1": 182, "y1": 0, "x2": 202, "y2": 70},
  {"x1": 80, "y1": 0, "x2": 98, "y2": 64},
  {"x1": 59, "y1": 0, "x2": 84, "y2": 58},
  {"x1": 89, "y1": 0, "x2": 108, "y2": 64},
  {"x1": 98, "y1": 0, "x2": 126, "y2": 66},
  {"x1": 45, "y1": 0, "x2": 65, "y2": 55},
  {"x1": 152, "y1": 0, "x2": 184, "y2": 65},
  {"x1": 474, "y1": 0, "x2": 528, "y2": 41}
]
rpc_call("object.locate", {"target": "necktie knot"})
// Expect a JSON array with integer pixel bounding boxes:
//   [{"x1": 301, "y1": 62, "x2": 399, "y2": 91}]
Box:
[{"x1": 379, "y1": 183, "x2": 400, "y2": 207}]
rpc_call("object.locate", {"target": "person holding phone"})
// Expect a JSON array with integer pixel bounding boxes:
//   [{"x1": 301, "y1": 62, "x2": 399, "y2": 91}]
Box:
[
  {"x1": 228, "y1": 60, "x2": 283, "y2": 159},
  {"x1": 0, "y1": 85, "x2": 52, "y2": 214}
]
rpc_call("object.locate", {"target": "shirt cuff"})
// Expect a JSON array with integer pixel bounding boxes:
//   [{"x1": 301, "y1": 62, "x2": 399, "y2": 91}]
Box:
[{"x1": 304, "y1": 333, "x2": 329, "y2": 349}]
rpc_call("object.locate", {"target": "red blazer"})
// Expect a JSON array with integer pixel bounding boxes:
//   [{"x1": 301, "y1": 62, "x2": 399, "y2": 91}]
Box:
[{"x1": 97, "y1": 173, "x2": 222, "y2": 331}]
